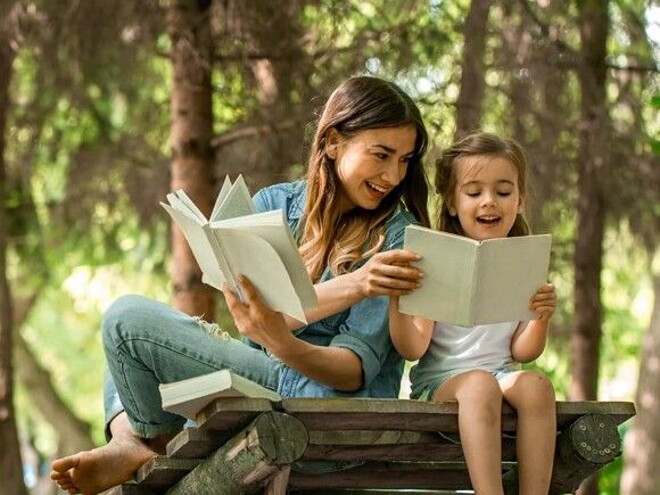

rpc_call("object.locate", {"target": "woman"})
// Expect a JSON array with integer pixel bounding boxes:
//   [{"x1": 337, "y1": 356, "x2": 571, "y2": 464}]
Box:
[{"x1": 51, "y1": 75, "x2": 430, "y2": 494}]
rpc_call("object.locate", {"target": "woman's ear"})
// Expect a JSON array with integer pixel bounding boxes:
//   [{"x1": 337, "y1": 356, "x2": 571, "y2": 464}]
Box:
[
  {"x1": 325, "y1": 128, "x2": 340, "y2": 160},
  {"x1": 447, "y1": 200, "x2": 457, "y2": 216},
  {"x1": 518, "y1": 194, "x2": 526, "y2": 214}
]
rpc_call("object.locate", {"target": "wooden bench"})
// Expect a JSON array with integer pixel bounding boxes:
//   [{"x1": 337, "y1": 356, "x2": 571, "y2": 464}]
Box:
[{"x1": 106, "y1": 398, "x2": 635, "y2": 495}]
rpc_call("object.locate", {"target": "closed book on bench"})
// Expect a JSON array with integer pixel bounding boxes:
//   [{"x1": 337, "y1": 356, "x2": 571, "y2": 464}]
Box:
[
  {"x1": 161, "y1": 175, "x2": 317, "y2": 323},
  {"x1": 159, "y1": 369, "x2": 281, "y2": 421},
  {"x1": 399, "y1": 225, "x2": 552, "y2": 327}
]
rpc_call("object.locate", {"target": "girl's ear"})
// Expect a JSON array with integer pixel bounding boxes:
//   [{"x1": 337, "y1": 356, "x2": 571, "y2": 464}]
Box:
[{"x1": 325, "y1": 128, "x2": 341, "y2": 159}]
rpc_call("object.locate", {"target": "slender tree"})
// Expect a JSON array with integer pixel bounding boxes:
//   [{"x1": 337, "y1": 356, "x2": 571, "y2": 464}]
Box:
[
  {"x1": 453, "y1": 0, "x2": 493, "y2": 139},
  {"x1": 0, "y1": 4, "x2": 27, "y2": 494},
  {"x1": 167, "y1": 0, "x2": 216, "y2": 317},
  {"x1": 571, "y1": 1, "x2": 610, "y2": 493},
  {"x1": 621, "y1": 273, "x2": 660, "y2": 494}
]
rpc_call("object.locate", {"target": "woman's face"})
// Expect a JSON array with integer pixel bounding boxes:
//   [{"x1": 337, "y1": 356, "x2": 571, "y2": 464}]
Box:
[{"x1": 331, "y1": 125, "x2": 417, "y2": 213}]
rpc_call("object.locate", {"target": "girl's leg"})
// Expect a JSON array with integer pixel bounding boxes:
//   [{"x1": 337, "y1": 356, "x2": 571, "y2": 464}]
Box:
[
  {"x1": 499, "y1": 370, "x2": 556, "y2": 495},
  {"x1": 434, "y1": 370, "x2": 504, "y2": 495}
]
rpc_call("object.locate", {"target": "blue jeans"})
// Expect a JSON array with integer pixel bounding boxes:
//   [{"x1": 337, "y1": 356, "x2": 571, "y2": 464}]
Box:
[{"x1": 102, "y1": 294, "x2": 282, "y2": 439}]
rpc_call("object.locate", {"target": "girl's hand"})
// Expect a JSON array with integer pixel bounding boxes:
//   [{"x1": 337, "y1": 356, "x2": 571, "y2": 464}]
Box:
[
  {"x1": 221, "y1": 275, "x2": 290, "y2": 351},
  {"x1": 350, "y1": 249, "x2": 424, "y2": 299},
  {"x1": 530, "y1": 283, "x2": 556, "y2": 322}
]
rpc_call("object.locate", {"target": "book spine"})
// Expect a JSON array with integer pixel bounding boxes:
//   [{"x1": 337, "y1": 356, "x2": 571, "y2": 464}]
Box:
[
  {"x1": 203, "y1": 225, "x2": 240, "y2": 295},
  {"x1": 468, "y1": 244, "x2": 479, "y2": 326}
]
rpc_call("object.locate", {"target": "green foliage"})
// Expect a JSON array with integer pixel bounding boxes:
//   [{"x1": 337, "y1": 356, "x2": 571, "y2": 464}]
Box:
[{"x1": 3, "y1": 3, "x2": 656, "y2": 492}]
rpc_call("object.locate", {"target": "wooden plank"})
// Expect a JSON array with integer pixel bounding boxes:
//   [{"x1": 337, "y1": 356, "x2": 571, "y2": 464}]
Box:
[
  {"x1": 195, "y1": 397, "x2": 274, "y2": 431},
  {"x1": 135, "y1": 456, "x2": 200, "y2": 486},
  {"x1": 167, "y1": 411, "x2": 309, "y2": 495},
  {"x1": 167, "y1": 427, "x2": 229, "y2": 459},
  {"x1": 281, "y1": 399, "x2": 635, "y2": 432},
  {"x1": 303, "y1": 439, "x2": 516, "y2": 463},
  {"x1": 287, "y1": 462, "x2": 482, "y2": 490},
  {"x1": 264, "y1": 466, "x2": 291, "y2": 495}
]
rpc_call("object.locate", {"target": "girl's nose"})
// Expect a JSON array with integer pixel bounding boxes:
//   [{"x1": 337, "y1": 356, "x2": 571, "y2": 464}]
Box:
[{"x1": 481, "y1": 191, "x2": 497, "y2": 206}]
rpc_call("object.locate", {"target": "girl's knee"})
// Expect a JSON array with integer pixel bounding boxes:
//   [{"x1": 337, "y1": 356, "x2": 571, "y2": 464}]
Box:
[
  {"x1": 455, "y1": 370, "x2": 502, "y2": 403},
  {"x1": 514, "y1": 371, "x2": 556, "y2": 410}
]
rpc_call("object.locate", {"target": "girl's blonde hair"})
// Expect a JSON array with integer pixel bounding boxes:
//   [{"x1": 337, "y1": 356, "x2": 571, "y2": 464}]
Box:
[
  {"x1": 434, "y1": 132, "x2": 530, "y2": 237},
  {"x1": 301, "y1": 76, "x2": 430, "y2": 282}
]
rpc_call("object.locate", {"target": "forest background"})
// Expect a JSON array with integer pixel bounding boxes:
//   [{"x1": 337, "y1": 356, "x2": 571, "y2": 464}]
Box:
[{"x1": 0, "y1": 1, "x2": 657, "y2": 494}]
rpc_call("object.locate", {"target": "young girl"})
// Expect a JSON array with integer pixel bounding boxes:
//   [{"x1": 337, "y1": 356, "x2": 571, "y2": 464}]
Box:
[
  {"x1": 390, "y1": 132, "x2": 557, "y2": 495},
  {"x1": 51, "y1": 76, "x2": 429, "y2": 495}
]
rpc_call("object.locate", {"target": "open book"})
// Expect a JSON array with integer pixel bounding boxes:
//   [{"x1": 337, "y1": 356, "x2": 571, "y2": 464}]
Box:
[
  {"x1": 159, "y1": 369, "x2": 281, "y2": 421},
  {"x1": 161, "y1": 175, "x2": 317, "y2": 323},
  {"x1": 398, "y1": 226, "x2": 552, "y2": 327}
]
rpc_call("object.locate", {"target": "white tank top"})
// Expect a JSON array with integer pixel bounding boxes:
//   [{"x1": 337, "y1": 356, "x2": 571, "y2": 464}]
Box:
[{"x1": 410, "y1": 320, "x2": 521, "y2": 390}]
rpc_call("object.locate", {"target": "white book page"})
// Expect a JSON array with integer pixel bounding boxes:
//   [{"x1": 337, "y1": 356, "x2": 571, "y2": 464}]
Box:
[
  {"x1": 165, "y1": 194, "x2": 203, "y2": 224},
  {"x1": 172, "y1": 190, "x2": 208, "y2": 223},
  {"x1": 161, "y1": 203, "x2": 226, "y2": 290},
  {"x1": 210, "y1": 175, "x2": 255, "y2": 222},
  {"x1": 473, "y1": 234, "x2": 552, "y2": 325},
  {"x1": 217, "y1": 211, "x2": 316, "y2": 311},
  {"x1": 215, "y1": 228, "x2": 307, "y2": 323},
  {"x1": 398, "y1": 226, "x2": 478, "y2": 325},
  {"x1": 210, "y1": 176, "x2": 233, "y2": 221}
]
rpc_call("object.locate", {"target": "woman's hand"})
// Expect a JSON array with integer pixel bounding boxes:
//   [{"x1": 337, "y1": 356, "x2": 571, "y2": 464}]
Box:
[
  {"x1": 222, "y1": 275, "x2": 291, "y2": 351},
  {"x1": 530, "y1": 283, "x2": 556, "y2": 322},
  {"x1": 349, "y1": 249, "x2": 424, "y2": 299}
]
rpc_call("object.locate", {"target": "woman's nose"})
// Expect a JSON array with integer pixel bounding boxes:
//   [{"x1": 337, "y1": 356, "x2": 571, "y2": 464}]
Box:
[{"x1": 382, "y1": 159, "x2": 404, "y2": 186}]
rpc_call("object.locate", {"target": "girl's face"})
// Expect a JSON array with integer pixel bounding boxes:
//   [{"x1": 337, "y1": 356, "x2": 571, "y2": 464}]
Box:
[
  {"x1": 330, "y1": 125, "x2": 417, "y2": 213},
  {"x1": 450, "y1": 154, "x2": 524, "y2": 241}
]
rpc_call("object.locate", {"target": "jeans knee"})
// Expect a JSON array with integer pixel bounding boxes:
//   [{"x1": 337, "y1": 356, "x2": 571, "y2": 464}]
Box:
[{"x1": 102, "y1": 294, "x2": 160, "y2": 346}]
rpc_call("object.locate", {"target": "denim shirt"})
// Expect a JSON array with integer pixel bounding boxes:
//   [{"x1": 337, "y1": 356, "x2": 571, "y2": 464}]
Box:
[{"x1": 250, "y1": 180, "x2": 416, "y2": 399}]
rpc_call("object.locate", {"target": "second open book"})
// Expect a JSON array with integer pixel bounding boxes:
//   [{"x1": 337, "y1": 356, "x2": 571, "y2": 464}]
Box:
[
  {"x1": 399, "y1": 225, "x2": 552, "y2": 327},
  {"x1": 161, "y1": 175, "x2": 317, "y2": 323}
]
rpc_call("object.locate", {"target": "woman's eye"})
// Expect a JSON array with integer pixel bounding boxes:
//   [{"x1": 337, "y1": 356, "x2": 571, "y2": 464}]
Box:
[{"x1": 374, "y1": 152, "x2": 388, "y2": 160}]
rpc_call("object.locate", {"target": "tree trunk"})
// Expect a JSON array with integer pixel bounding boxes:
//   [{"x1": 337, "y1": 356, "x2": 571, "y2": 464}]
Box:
[
  {"x1": 453, "y1": 0, "x2": 493, "y2": 139},
  {"x1": 167, "y1": 0, "x2": 216, "y2": 318},
  {"x1": 15, "y1": 334, "x2": 95, "y2": 454},
  {"x1": 0, "y1": 8, "x2": 27, "y2": 494},
  {"x1": 11, "y1": 292, "x2": 95, "y2": 455},
  {"x1": 571, "y1": 1, "x2": 609, "y2": 494},
  {"x1": 620, "y1": 272, "x2": 660, "y2": 494}
]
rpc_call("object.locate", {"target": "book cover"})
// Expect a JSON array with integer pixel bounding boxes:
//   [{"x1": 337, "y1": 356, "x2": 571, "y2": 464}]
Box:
[
  {"x1": 160, "y1": 175, "x2": 317, "y2": 323},
  {"x1": 159, "y1": 369, "x2": 281, "y2": 421},
  {"x1": 398, "y1": 225, "x2": 552, "y2": 327}
]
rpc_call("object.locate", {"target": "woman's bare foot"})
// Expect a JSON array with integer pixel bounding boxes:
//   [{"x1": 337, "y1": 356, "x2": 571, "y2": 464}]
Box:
[{"x1": 50, "y1": 434, "x2": 157, "y2": 494}]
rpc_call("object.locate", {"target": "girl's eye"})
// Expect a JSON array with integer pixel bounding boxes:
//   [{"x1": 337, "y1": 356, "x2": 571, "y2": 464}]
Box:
[
  {"x1": 466, "y1": 191, "x2": 481, "y2": 197},
  {"x1": 497, "y1": 191, "x2": 512, "y2": 197}
]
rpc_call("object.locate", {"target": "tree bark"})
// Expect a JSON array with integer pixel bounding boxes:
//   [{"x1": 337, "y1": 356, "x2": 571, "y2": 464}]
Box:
[
  {"x1": 620, "y1": 272, "x2": 660, "y2": 494},
  {"x1": 571, "y1": 1, "x2": 609, "y2": 494},
  {"x1": 453, "y1": 0, "x2": 493, "y2": 139},
  {"x1": 0, "y1": 6, "x2": 27, "y2": 494},
  {"x1": 167, "y1": 0, "x2": 216, "y2": 318}
]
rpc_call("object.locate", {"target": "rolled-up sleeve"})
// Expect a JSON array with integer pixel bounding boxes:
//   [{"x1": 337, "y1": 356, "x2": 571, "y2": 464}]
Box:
[
  {"x1": 330, "y1": 294, "x2": 391, "y2": 388},
  {"x1": 327, "y1": 211, "x2": 413, "y2": 389}
]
